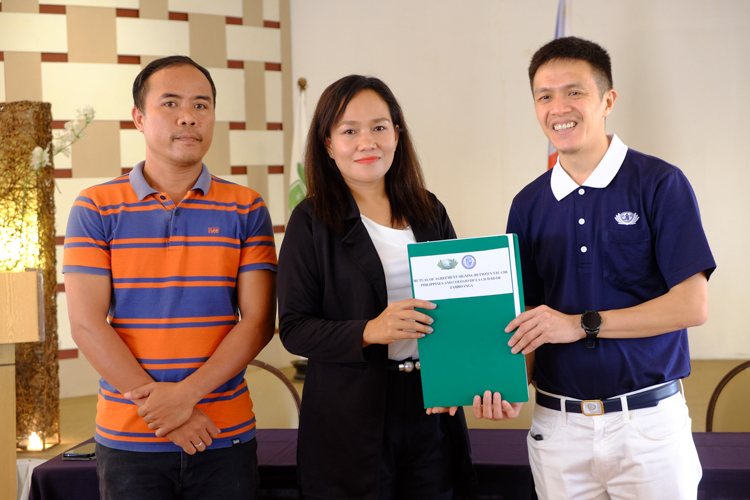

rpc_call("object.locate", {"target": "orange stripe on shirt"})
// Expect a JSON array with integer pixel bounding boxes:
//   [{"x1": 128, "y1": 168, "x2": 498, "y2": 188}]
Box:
[
  {"x1": 99, "y1": 204, "x2": 167, "y2": 216},
  {"x1": 140, "y1": 362, "x2": 205, "y2": 370},
  {"x1": 72, "y1": 199, "x2": 100, "y2": 211},
  {"x1": 108, "y1": 247, "x2": 241, "y2": 278},
  {"x1": 117, "y1": 326, "x2": 233, "y2": 358},
  {"x1": 244, "y1": 235, "x2": 275, "y2": 244},
  {"x1": 113, "y1": 280, "x2": 236, "y2": 289},
  {"x1": 240, "y1": 245, "x2": 278, "y2": 266},
  {"x1": 178, "y1": 203, "x2": 267, "y2": 214},
  {"x1": 64, "y1": 236, "x2": 109, "y2": 246},
  {"x1": 96, "y1": 427, "x2": 170, "y2": 444},
  {"x1": 100, "y1": 388, "x2": 128, "y2": 402},
  {"x1": 211, "y1": 420, "x2": 256, "y2": 438},
  {"x1": 204, "y1": 380, "x2": 249, "y2": 400},
  {"x1": 63, "y1": 248, "x2": 111, "y2": 270}
]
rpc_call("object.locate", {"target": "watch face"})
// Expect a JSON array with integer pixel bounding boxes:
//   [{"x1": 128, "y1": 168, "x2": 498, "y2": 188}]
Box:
[{"x1": 582, "y1": 310, "x2": 602, "y2": 330}]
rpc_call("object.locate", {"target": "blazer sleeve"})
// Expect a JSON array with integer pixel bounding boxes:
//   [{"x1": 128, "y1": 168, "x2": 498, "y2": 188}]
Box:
[{"x1": 277, "y1": 205, "x2": 370, "y2": 363}]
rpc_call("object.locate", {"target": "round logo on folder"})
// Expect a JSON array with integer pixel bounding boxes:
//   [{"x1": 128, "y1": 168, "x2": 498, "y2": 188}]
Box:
[{"x1": 462, "y1": 255, "x2": 476, "y2": 269}]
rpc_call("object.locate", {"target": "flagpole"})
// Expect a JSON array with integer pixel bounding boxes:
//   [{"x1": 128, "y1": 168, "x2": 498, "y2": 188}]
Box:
[
  {"x1": 547, "y1": 0, "x2": 571, "y2": 170},
  {"x1": 289, "y1": 77, "x2": 309, "y2": 215}
]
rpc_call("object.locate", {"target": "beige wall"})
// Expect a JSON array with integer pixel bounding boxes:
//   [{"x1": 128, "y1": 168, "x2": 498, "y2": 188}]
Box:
[{"x1": 290, "y1": 0, "x2": 750, "y2": 359}]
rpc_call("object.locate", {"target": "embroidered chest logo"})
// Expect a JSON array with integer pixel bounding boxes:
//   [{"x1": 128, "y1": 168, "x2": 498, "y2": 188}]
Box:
[
  {"x1": 614, "y1": 212, "x2": 639, "y2": 226},
  {"x1": 208, "y1": 227, "x2": 220, "y2": 234}
]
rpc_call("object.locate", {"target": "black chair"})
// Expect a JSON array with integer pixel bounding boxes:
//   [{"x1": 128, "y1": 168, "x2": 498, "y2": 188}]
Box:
[
  {"x1": 245, "y1": 359, "x2": 302, "y2": 429},
  {"x1": 705, "y1": 360, "x2": 750, "y2": 432}
]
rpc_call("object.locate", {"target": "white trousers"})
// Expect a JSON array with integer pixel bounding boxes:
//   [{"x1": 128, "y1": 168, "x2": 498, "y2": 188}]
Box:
[{"x1": 527, "y1": 391, "x2": 702, "y2": 500}]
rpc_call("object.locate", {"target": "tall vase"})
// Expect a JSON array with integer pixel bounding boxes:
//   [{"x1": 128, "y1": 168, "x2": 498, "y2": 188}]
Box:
[{"x1": 0, "y1": 101, "x2": 60, "y2": 450}]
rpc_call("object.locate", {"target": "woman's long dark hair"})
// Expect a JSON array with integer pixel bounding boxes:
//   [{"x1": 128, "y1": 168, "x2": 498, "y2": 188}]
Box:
[{"x1": 304, "y1": 75, "x2": 435, "y2": 233}]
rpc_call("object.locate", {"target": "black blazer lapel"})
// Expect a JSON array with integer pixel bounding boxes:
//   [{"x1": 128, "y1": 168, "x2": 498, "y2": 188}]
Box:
[{"x1": 340, "y1": 190, "x2": 388, "y2": 310}]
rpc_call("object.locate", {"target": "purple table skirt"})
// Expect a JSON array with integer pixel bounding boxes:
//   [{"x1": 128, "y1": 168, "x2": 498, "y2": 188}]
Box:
[
  {"x1": 29, "y1": 430, "x2": 750, "y2": 500},
  {"x1": 27, "y1": 430, "x2": 301, "y2": 500}
]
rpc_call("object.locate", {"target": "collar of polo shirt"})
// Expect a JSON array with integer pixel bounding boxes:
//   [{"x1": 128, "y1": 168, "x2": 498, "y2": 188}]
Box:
[
  {"x1": 550, "y1": 134, "x2": 629, "y2": 201},
  {"x1": 129, "y1": 161, "x2": 212, "y2": 201}
]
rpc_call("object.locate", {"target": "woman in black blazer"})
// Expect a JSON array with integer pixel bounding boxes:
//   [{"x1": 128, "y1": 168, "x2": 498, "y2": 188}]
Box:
[{"x1": 277, "y1": 75, "x2": 476, "y2": 500}]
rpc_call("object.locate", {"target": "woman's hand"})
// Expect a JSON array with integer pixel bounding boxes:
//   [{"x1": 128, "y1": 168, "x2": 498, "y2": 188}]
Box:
[
  {"x1": 363, "y1": 299, "x2": 436, "y2": 347},
  {"x1": 425, "y1": 406, "x2": 459, "y2": 416}
]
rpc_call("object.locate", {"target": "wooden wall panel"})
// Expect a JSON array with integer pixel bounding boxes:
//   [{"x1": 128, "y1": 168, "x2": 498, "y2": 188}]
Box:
[
  {"x1": 70, "y1": 120, "x2": 121, "y2": 178},
  {"x1": 0, "y1": 359, "x2": 17, "y2": 500},
  {"x1": 188, "y1": 14, "x2": 226, "y2": 68},
  {"x1": 139, "y1": 0, "x2": 168, "y2": 20},
  {"x1": 242, "y1": 0, "x2": 263, "y2": 27},
  {"x1": 2, "y1": 0, "x2": 37, "y2": 13},
  {"x1": 67, "y1": 6, "x2": 117, "y2": 64},
  {"x1": 244, "y1": 61, "x2": 267, "y2": 130},
  {"x1": 3, "y1": 51, "x2": 42, "y2": 101}
]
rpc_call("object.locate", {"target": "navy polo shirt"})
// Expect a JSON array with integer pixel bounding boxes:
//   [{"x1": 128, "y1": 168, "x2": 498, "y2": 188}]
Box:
[{"x1": 507, "y1": 135, "x2": 716, "y2": 399}]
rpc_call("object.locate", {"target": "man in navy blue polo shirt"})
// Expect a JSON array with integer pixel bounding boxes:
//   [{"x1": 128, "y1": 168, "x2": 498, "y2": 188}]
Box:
[{"x1": 476, "y1": 37, "x2": 716, "y2": 499}]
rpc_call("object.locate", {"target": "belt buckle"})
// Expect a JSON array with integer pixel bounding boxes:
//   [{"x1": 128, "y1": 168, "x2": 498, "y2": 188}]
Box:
[
  {"x1": 581, "y1": 400, "x2": 604, "y2": 416},
  {"x1": 398, "y1": 360, "x2": 420, "y2": 373}
]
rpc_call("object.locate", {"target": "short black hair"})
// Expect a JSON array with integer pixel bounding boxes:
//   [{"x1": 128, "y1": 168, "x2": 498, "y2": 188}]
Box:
[
  {"x1": 528, "y1": 37, "x2": 613, "y2": 98},
  {"x1": 132, "y1": 55, "x2": 216, "y2": 112}
]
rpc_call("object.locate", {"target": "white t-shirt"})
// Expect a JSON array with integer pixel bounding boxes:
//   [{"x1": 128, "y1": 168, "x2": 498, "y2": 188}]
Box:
[{"x1": 360, "y1": 215, "x2": 419, "y2": 361}]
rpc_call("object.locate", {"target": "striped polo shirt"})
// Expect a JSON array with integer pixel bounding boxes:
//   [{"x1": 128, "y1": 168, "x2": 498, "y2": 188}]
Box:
[{"x1": 63, "y1": 162, "x2": 277, "y2": 452}]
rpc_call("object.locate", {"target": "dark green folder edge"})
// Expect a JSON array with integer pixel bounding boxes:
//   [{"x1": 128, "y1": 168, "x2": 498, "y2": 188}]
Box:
[{"x1": 408, "y1": 235, "x2": 528, "y2": 408}]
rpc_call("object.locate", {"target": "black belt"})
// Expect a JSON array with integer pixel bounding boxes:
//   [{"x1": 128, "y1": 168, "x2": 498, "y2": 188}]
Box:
[
  {"x1": 387, "y1": 359, "x2": 420, "y2": 373},
  {"x1": 535, "y1": 379, "x2": 680, "y2": 416}
]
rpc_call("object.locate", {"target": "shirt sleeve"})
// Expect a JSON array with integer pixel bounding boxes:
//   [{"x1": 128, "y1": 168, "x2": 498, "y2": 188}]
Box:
[
  {"x1": 62, "y1": 191, "x2": 112, "y2": 276},
  {"x1": 651, "y1": 168, "x2": 716, "y2": 288},
  {"x1": 238, "y1": 192, "x2": 278, "y2": 274}
]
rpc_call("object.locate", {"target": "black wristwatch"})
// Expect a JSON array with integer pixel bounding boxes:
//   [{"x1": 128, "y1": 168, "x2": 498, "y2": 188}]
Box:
[{"x1": 581, "y1": 310, "x2": 602, "y2": 349}]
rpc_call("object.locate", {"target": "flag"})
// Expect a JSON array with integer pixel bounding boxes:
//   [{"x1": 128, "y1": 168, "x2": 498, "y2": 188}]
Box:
[
  {"x1": 548, "y1": 0, "x2": 571, "y2": 170},
  {"x1": 289, "y1": 82, "x2": 308, "y2": 212}
]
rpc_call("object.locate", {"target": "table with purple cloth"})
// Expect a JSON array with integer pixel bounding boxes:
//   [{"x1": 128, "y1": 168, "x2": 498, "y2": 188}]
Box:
[
  {"x1": 28, "y1": 429, "x2": 750, "y2": 500},
  {"x1": 27, "y1": 430, "x2": 300, "y2": 500}
]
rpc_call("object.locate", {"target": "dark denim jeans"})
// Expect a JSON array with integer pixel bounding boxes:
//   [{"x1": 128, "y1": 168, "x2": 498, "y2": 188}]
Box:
[{"x1": 96, "y1": 438, "x2": 258, "y2": 500}]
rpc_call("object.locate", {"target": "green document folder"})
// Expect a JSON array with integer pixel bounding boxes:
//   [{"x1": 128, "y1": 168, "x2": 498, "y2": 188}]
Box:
[{"x1": 407, "y1": 234, "x2": 528, "y2": 408}]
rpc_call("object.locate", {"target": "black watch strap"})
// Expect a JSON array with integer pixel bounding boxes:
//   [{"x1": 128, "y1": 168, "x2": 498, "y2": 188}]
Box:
[
  {"x1": 581, "y1": 310, "x2": 602, "y2": 349},
  {"x1": 584, "y1": 330, "x2": 598, "y2": 348}
]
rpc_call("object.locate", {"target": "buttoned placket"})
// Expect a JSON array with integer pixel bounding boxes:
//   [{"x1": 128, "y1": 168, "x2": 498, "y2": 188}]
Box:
[
  {"x1": 171, "y1": 205, "x2": 181, "y2": 248},
  {"x1": 155, "y1": 193, "x2": 187, "y2": 250},
  {"x1": 574, "y1": 187, "x2": 594, "y2": 271}
]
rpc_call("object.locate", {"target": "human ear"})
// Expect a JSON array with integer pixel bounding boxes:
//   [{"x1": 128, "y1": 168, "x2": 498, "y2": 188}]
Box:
[
  {"x1": 325, "y1": 138, "x2": 333, "y2": 158},
  {"x1": 131, "y1": 106, "x2": 145, "y2": 132},
  {"x1": 602, "y1": 89, "x2": 618, "y2": 118}
]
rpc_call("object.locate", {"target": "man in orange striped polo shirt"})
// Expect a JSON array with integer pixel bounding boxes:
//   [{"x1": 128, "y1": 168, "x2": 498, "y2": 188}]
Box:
[{"x1": 63, "y1": 56, "x2": 277, "y2": 500}]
